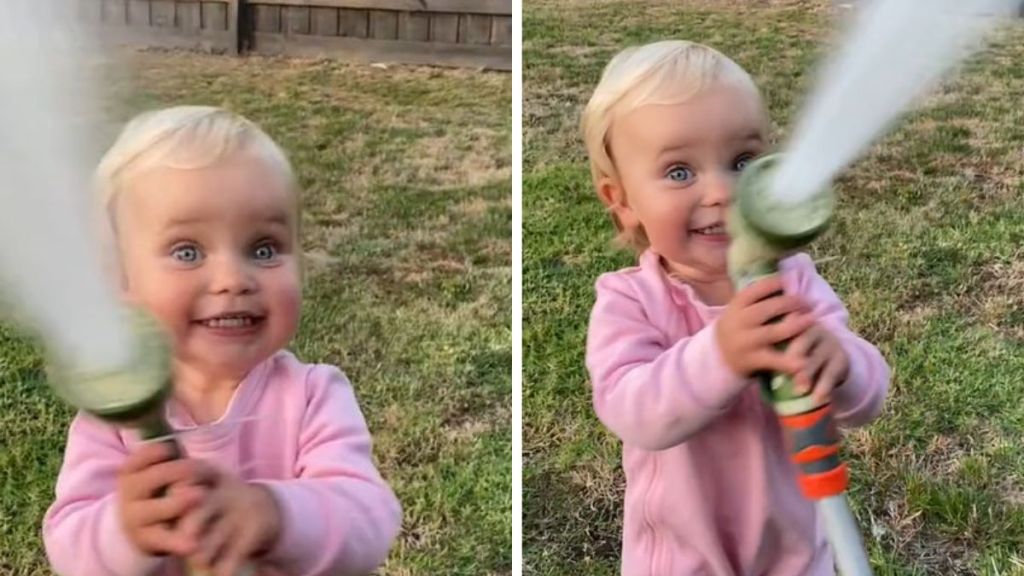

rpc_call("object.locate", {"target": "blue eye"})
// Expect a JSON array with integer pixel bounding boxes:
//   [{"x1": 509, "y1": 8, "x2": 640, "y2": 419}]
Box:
[
  {"x1": 253, "y1": 243, "x2": 278, "y2": 261},
  {"x1": 734, "y1": 154, "x2": 755, "y2": 172},
  {"x1": 171, "y1": 244, "x2": 201, "y2": 263},
  {"x1": 666, "y1": 166, "x2": 694, "y2": 183}
]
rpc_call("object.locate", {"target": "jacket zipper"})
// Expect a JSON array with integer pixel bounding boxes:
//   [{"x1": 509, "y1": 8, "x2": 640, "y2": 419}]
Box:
[{"x1": 644, "y1": 454, "x2": 661, "y2": 575}]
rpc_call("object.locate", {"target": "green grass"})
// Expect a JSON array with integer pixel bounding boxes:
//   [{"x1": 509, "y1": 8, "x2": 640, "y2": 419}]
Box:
[
  {"x1": 0, "y1": 52, "x2": 511, "y2": 575},
  {"x1": 523, "y1": 1, "x2": 1024, "y2": 574}
]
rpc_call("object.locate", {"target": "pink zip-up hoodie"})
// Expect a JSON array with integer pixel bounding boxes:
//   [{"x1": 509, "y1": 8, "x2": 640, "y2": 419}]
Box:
[
  {"x1": 42, "y1": 350, "x2": 401, "y2": 576},
  {"x1": 586, "y1": 250, "x2": 889, "y2": 576}
]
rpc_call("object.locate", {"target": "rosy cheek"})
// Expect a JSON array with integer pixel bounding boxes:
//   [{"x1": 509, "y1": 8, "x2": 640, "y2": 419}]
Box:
[
  {"x1": 125, "y1": 272, "x2": 186, "y2": 327},
  {"x1": 275, "y1": 276, "x2": 303, "y2": 324},
  {"x1": 286, "y1": 285, "x2": 303, "y2": 321}
]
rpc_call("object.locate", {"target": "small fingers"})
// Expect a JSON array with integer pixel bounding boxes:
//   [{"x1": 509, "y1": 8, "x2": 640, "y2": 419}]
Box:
[
  {"x1": 119, "y1": 444, "x2": 180, "y2": 500},
  {"x1": 136, "y1": 459, "x2": 218, "y2": 499},
  {"x1": 177, "y1": 494, "x2": 221, "y2": 546},
  {"x1": 131, "y1": 485, "x2": 206, "y2": 527},
  {"x1": 752, "y1": 350, "x2": 806, "y2": 377},
  {"x1": 792, "y1": 369, "x2": 813, "y2": 395},
  {"x1": 734, "y1": 276, "x2": 786, "y2": 307},
  {"x1": 192, "y1": 515, "x2": 233, "y2": 571},
  {"x1": 785, "y1": 324, "x2": 821, "y2": 361},
  {"x1": 136, "y1": 524, "x2": 201, "y2": 557},
  {"x1": 214, "y1": 529, "x2": 259, "y2": 576},
  {"x1": 812, "y1": 357, "x2": 848, "y2": 403},
  {"x1": 756, "y1": 313, "x2": 815, "y2": 348},
  {"x1": 746, "y1": 295, "x2": 809, "y2": 327},
  {"x1": 795, "y1": 348, "x2": 828, "y2": 395},
  {"x1": 121, "y1": 443, "x2": 177, "y2": 475}
]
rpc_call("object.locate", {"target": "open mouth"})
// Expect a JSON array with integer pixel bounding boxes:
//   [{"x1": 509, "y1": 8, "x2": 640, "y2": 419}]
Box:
[
  {"x1": 690, "y1": 222, "x2": 727, "y2": 237},
  {"x1": 194, "y1": 313, "x2": 265, "y2": 330}
]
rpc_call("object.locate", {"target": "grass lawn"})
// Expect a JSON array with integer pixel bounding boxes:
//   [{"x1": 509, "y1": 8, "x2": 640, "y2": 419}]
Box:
[
  {"x1": 523, "y1": 1, "x2": 1024, "y2": 574},
  {"x1": 0, "y1": 51, "x2": 511, "y2": 575}
]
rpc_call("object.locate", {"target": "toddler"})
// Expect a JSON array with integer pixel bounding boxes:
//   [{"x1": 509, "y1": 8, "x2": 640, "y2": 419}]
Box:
[
  {"x1": 43, "y1": 106, "x2": 402, "y2": 576},
  {"x1": 582, "y1": 41, "x2": 890, "y2": 575}
]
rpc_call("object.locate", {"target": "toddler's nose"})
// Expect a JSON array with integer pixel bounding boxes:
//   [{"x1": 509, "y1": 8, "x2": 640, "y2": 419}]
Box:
[
  {"x1": 703, "y1": 171, "x2": 734, "y2": 206},
  {"x1": 209, "y1": 256, "x2": 256, "y2": 295}
]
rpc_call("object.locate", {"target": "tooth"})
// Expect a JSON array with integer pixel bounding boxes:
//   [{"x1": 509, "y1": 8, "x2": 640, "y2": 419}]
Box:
[{"x1": 203, "y1": 316, "x2": 256, "y2": 328}]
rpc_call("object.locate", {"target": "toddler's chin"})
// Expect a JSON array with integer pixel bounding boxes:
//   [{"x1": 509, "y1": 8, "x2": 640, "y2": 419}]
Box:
[
  {"x1": 181, "y1": 347, "x2": 271, "y2": 380},
  {"x1": 661, "y1": 245, "x2": 728, "y2": 270}
]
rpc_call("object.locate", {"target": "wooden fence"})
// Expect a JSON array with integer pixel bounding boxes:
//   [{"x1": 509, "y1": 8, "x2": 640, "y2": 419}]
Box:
[{"x1": 79, "y1": 0, "x2": 512, "y2": 70}]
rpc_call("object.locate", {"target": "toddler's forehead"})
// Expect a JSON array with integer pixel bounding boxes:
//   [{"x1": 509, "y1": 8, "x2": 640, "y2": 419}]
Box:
[
  {"x1": 612, "y1": 80, "x2": 767, "y2": 136},
  {"x1": 111, "y1": 155, "x2": 298, "y2": 226},
  {"x1": 634, "y1": 75, "x2": 763, "y2": 112}
]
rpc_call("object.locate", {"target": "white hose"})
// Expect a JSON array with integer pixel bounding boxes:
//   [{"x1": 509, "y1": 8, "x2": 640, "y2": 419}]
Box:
[
  {"x1": 0, "y1": 1, "x2": 134, "y2": 374},
  {"x1": 771, "y1": 0, "x2": 1017, "y2": 205},
  {"x1": 819, "y1": 495, "x2": 873, "y2": 576}
]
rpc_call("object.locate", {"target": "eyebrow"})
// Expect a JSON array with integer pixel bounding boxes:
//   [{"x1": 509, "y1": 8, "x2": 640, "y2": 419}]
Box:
[
  {"x1": 163, "y1": 215, "x2": 205, "y2": 228},
  {"x1": 657, "y1": 131, "x2": 765, "y2": 156},
  {"x1": 162, "y1": 210, "x2": 292, "y2": 230},
  {"x1": 259, "y1": 212, "x2": 292, "y2": 227},
  {"x1": 738, "y1": 131, "x2": 765, "y2": 143}
]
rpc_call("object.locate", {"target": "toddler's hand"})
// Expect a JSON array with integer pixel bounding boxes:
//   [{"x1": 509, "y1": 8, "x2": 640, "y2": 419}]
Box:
[
  {"x1": 179, "y1": 468, "x2": 281, "y2": 576},
  {"x1": 117, "y1": 442, "x2": 211, "y2": 557},
  {"x1": 716, "y1": 276, "x2": 815, "y2": 378},
  {"x1": 785, "y1": 322, "x2": 850, "y2": 403}
]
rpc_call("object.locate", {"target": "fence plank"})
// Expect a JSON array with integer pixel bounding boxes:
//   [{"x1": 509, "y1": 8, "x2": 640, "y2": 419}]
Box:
[
  {"x1": 251, "y1": 32, "x2": 510, "y2": 69},
  {"x1": 101, "y1": 25, "x2": 235, "y2": 52},
  {"x1": 490, "y1": 14, "x2": 510, "y2": 46},
  {"x1": 103, "y1": 0, "x2": 129, "y2": 25},
  {"x1": 370, "y1": 11, "x2": 398, "y2": 40},
  {"x1": 398, "y1": 12, "x2": 429, "y2": 42},
  {"x1": 253, "y1": 4, "x2": 281, "y2": 32},
  {"x1": 127, "y1": 1, "x2": 150, "y2": 26},
  {"x1": 339, "y1": 9, "x2": 368, "y2": 38},
  {"x1": 458, "y1": 14, "x2": 490, "y2": 45},
  {"x1": 86, "y1": 0, "x2": 510, "y2": 71},
  {"x1": 430, "y1": 13, "x2": 458, "y2": 43},
  {"x1": 151, "y1": 0, "x2": 176, "y2": 27},
  {"x1": 178, "y1": 1, "x2": 202, "y2": 31},
  {"x1": 257, "y1": 0, "x2": 510, "y2": 15},
  {"x1": 201, "y1": 2, "x2": 228, "y2": 30},
  {"x1": 311, "y1": 7, "x2": 338, "y2": 36},
  {"x1": 79, "y1": 0, "x2": 104, "y2": 23},
  {"x1": 284, "y1": 6, "x2": 310, "y2": 34}
]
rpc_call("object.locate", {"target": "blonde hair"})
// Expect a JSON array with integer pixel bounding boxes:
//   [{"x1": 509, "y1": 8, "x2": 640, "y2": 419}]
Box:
[
  {"x1": 94, "y1": 105, "x2": 301, "y2": 277},
  {"x1": 96, "y1": 105, "x2": 294, "y2": 212},
  {"x1": 581, "y1": 40, "x2": 763, "y2": 250}
]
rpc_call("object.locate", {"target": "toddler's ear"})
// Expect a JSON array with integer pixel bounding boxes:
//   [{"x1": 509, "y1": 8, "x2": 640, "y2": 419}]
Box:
[
  {"x1": 103, "y1": 249, "x2": 132, "y2": 302},
  {"x1": 119, "y1": 281, "x2": 137, "y2": 305},
  {"x1": 92, "y1": 203, "x2": 132, "y2": 301},
  {"x1": 597, "y1": 176, "x2": 640, "y2": 232}
]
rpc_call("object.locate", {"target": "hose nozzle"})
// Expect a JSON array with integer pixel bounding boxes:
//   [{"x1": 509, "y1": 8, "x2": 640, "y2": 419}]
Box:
[
  {"x1": 727, "y1": 153, "x2": 848, "y2": 501},
  {"x1": 728, "y1": 154, "x2": 835, "y2": 286},
  {"x1": 46, "y1": 308, "x2": 172, "y2": 432}
]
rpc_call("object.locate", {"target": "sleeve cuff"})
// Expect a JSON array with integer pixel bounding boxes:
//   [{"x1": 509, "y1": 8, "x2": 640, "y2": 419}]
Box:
[
  {"x1": 830, "y1": 336, "x2": 871, "y2": 413},
  {"x1": 98, "y1": 497, "x2": 162, "y2": 576},
  {"x1": 253, "y1": 480, "x2": 332, "y2": 570},
  {"x1": 682, "y1": 319, "x2": 750, "y2": 410}
]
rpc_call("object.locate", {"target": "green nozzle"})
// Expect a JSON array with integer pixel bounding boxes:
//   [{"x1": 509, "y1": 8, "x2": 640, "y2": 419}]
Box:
[
  {"x1": 727, "y1": 153, "x2": 837, "y2": 413},
  {"x1": 735, "y1": 154, "x2": 834, "y2": 251},
  {"x1": 727, "y1": 153, "x2": 835, "y2": 287},
  {"x1": 47, "y1": 309, "x2": 172, "y2": 429}
]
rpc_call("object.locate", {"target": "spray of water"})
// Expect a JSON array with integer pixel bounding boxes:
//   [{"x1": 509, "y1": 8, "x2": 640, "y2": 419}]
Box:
[
  {"x1": 0, "y1": 2, "x2": 133, "y2": 374},
  {"x1": 771, "y1": 0, "x2": 1018, "y2": 205}
]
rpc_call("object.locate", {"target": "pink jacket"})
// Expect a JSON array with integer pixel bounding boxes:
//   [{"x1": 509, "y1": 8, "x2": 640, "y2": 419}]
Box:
[
  {"x1": 586, "y1": 250, "x2": 889, "y2": 575},
  {"x1": 43, "y1": 351, "x2": 401, "y2": 576}
]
